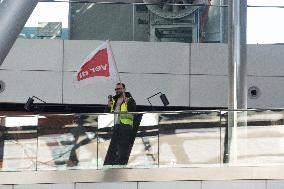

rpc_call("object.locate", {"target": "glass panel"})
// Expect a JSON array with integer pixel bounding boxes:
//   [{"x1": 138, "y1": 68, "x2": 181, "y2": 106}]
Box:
[
  {"x1": 69, "y1": 3, "x2": 134, "y2": 41},
  {"x1": 223, "y1": 110, "x2": 284, "y2": 166},
  {"x1": 20, "y1": 1, "x2": 227, "y2": 43},
  {"x1": 98, "y1": 112, "x2": 158, "y2": 169},
  {"x1": 128, "y1": 113, "x2": 158, "y2": 168},
  {"x1": 140, "y1": 3, "x2": 227, "y2": 43},
  {"x1": 68, "y1": 2, "x2": 227, "y2": 43},
  {"x1": 5, "y1": 110, "x2": 284, "y2": 170},
  {"x1": 0, "y1": 115, "x2": 38, "y2": 171},
  {"x1": 37, "y1": 114, "x2": 98, "y2": 170},
  {"x1": 97, "y1": 113, "x2": 114, "y2": 168},
  {"x1": 159, "y1": 111, "x2": 221, "y2": 167},
  {"x1": 21, "y1": 1, "x2": 284, "y2": 44},
  {"x1": 247, "y1": 6, "x2": 284, "y2": 44}
]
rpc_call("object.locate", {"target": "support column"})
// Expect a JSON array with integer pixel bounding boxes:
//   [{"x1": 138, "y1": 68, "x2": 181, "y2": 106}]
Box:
[
  {"x1": 0, "y1": 0, "x2": 38, "y2": 65},
  {"x1": 225, "y1": 0, "x2": 247, "y2": 163}
]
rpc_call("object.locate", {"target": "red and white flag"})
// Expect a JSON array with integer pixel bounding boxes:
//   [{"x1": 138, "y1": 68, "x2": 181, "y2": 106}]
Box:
[{"x1": 75, "y1": 41, "x2": 119, "y2": 87}]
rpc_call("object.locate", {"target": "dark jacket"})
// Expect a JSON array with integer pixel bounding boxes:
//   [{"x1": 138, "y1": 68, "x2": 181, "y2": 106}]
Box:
[{"x1": 104, "y1": 92, "x2": 136, "y2": 113}]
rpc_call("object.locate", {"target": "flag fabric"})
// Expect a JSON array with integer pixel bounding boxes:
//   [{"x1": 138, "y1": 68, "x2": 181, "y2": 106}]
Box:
[{"x1": 75, "y1": 41, "x2": 119, "y2": 87}]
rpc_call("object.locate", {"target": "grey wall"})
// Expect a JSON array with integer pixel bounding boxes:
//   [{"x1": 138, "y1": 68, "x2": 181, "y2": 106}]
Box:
[
  {"x1": 0, "y1": 39, "x2": 63, "y2": 103},
  {"x1": 63, "y1": 40, "x2": 190, "y2": 106},
  {"x1": 1, "y1": 39, "x2": 284, "y2": 108}
]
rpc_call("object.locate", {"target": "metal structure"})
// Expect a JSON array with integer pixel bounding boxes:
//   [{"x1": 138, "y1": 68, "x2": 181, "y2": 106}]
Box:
[
  {"x1": 69, "y1": 0, "x2": 215, "y2": 42},
  {"x1": 144, "y1": 0, "x2": 199, "y2": 19},
  {"x1": 0, "y1": 0, "x2": 38, "y2": 65},
  {"x1": 225, "y1": 0, "x2": 247, "y2": 163},
  {"x1": 144, "y1": 0, "x2": 204, "y2": 42},
  {"x1": 228, "y1": 0, "x2": 247, "y2": 110}
]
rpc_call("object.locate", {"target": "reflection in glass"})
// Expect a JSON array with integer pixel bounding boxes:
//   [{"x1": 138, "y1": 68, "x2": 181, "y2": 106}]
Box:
[
  {"x1": 69, "y1": 3, "x2": 134, "y2": 41},
  {"x1": 159, "y1": 111, "x2": 221, "y2": 167},
  {"x1": 2, "y1": 110, "x2": 284, "y2": 171},
  {"x1": 37, "y1": 114, "x2": 98, "y2": 170},
  {"x1": 18, "y1": 1, "x2": 228, "y2": 43},
  {"x1": 223, "y1": 110, "x2": 284, "y2": 166},
  {"x1": 1, "y1": 116, "x2": 38, "y2": 171},
  {"x1": 98, "y1": 113, "x2": 158, "y2": 169}
]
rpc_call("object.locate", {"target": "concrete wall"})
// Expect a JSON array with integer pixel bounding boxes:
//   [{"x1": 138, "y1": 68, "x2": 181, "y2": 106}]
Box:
[
  {"x1": 63, "y1": 40, "x2": 190, "y2": 106},
  {"x1": 0, "y1": 39, "x2": 63, "y2": 103},
  {"x1": 1, "y1": 39, "x2": 284, "y2": 108}
]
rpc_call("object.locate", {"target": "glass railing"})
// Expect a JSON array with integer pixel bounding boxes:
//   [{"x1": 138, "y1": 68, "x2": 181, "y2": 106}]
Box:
[
  {"x1": 1, "y1": 109, "x2": 284, "y2": 171},
  {"x1": 158, "y1": 111, "x2": 221, "y2": 168},
  {"x1": 20, "y1": 1, "x2": 228, "y2": 43},
  {"x1": 222, "y1": 109, "x2": 284, "y2": 166}
]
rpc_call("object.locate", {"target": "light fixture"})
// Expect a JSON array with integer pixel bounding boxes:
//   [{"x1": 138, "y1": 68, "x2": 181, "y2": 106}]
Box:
[
  {"x1": 24, "y1": 96, "x2": 46, "y2": 111},
  {"x1": 147, "y1": 92, "x2": 169, "y2": 107}
]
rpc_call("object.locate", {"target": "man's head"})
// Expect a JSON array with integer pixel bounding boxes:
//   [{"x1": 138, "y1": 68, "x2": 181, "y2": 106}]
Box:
[{"x1": 115, "y1": 83, "x2": 125, "y2": 95}]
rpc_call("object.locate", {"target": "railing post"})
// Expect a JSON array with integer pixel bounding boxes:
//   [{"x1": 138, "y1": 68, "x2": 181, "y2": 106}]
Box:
[{"x1": 226, "y1": 0, "x2": 247, "y2": 163}]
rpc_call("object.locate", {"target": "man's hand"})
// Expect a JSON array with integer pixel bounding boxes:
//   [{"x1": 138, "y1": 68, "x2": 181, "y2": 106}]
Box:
[
  {"x1": 108, "y1": 101, "x2": 112, "y2": 107},
  {"x1": 108, "y1": 95, "x2": 112, "y2": 107},
  {"x1": 123, "y1": 96, "x2": 129, "y2": 104}
]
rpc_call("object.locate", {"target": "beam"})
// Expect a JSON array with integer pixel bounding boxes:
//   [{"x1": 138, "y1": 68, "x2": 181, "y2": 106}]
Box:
[{"x1": 0, "y1": 0, "x2": 38, "y2": 65}]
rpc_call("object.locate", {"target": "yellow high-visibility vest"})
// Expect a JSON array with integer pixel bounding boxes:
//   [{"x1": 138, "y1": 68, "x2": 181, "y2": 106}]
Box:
[{"x1": 110, "y1": 98, "x2": 134, "y2": 126}]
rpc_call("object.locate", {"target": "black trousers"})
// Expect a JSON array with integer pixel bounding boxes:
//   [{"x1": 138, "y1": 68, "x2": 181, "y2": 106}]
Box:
[
  {"x1": 0, "y1": 127, "x2": 5, "y2": 167},
  {"x1": 104, "y1": 124, "x2": 133, "y2": 165}
]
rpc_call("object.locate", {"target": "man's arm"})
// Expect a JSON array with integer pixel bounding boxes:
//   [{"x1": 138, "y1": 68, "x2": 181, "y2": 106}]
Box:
[
  {"x1": 104, "y1": 95, "x2": 113, "y2": 113},
  {"x1": 127, "y1": 98, "x2": 136, "y2": 112},
  {"x1": 104, "y1": 106, "x2": 111, "y2": 113}
]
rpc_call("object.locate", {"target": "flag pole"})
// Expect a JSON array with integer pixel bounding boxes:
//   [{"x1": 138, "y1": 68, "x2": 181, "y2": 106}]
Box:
[
  {"x1": 106, "y1": 40, "x2": 126, "y2": 98},
  {"x1": 106, "y1": 40, "x2": 122, "y2": 83}
]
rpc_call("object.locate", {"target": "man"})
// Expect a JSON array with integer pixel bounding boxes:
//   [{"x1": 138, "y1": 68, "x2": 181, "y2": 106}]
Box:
[{"x1": 104, "y1": 83, "x2": 136, "y2": 165}]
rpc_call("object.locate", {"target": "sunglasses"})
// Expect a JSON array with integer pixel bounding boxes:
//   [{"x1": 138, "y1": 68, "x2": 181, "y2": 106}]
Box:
[{"x1": 115, "y1": 88, "x2": 123, "y2": 91}]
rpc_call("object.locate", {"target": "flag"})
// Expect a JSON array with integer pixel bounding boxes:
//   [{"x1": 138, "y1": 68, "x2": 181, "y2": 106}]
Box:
[{"x1": 75, "y1": 41, "x2": 119, "y2": 87}]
